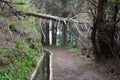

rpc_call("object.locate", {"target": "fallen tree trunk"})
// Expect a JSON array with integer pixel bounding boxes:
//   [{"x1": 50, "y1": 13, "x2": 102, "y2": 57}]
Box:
[{"x1": 25, "y1": 12, "x2": 90, "y2": 24}]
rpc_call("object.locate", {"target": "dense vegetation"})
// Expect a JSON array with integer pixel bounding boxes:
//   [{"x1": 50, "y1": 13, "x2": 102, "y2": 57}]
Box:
[
  {"x1": 0, "y1": 0, "x2": 42, "y2": 79},
  {"x1": 0, "y1": 0, "x2": 120, "y2": 80}
]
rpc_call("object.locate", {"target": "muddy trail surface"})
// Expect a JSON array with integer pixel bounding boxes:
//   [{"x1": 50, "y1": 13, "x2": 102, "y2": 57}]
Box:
[{"x1": 44, "y1": 46, "x2": 108, "y2": 80}]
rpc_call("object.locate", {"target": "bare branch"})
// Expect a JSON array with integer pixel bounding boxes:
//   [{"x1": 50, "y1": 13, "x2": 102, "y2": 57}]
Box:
[
  {"x1": 87, "y1": 0, "x2": 97, "y2": 8},
  {"x1": 88, "y1": 6, "x2": 96, "y2": 19},
  {"x1": 74, "y1": 23, "x2": 88, "y2": 39}
]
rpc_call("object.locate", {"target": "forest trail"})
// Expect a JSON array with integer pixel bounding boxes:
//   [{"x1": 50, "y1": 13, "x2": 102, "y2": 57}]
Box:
[{"x1": 44, "y1": 46, "x2": 108, "y2": 80}]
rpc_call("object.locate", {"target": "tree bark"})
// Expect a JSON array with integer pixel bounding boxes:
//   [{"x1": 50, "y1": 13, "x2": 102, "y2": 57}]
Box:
[
  {"x1": 91, "y1": 0, "x2": 108, "y2": 59},
  {"x1": 91, "y1": 0, "x2": 120, "y2": 60},
  {"x1": 52, "y1": 21, "x2": 57, "y2": 45},
  {"x1": 62, "y1": 23, "x2": 67, "y2": 45},
  {"x1": 25, "y1": 12, "x2": 89, "y2": 24},
  {"x1": 45, "y1": 22, "x2": 50, "y2": 45},
  {"x1": 41, "y1": 27, "x2": 46, "y2": 45}
]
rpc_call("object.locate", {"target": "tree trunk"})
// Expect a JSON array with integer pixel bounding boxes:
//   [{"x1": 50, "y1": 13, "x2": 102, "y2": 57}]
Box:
[
  {"x1": 91, "y1": 0, "x2": 108, "y2": 59},
  {"x1": 45, "y1": 22, "x2": 50, "y2": 45},
  {"x1": 62, "y1": 23, "x2": 67, "y2": 45},
  {"x1": 41, "y1": 27, "x2": 45, "y2": 45},
  {"x1": 52, "y1": 21, "x2": 57, "y2": 45},
  {"x1": 41, "y1": 31, "x2": 45, "y2": 45},
  {"x1": 91, "y1": 0, "x2": 119, "y2": 60}
]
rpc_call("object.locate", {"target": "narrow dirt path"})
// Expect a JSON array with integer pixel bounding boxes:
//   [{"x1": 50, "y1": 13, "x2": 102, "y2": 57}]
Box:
[{"x1": 44, "y1": 46, "x2": 108, "y2": 80}]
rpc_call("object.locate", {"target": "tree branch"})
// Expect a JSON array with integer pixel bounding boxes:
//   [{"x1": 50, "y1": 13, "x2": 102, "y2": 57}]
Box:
[
  {"x1": 115, "y1": 17, "x2": 120, "y2": 24},
  {"x1": 87, "y1": 0, "x2": 97, "y2": 8},
  {"x1": 0, "y1": 0, "x2": 25, "y2": 5},
  {"x1": 25, "y1": 12, "x2": 90, "y2": 24}
]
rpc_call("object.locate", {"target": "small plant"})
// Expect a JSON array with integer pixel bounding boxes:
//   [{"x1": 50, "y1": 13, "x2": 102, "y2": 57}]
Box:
[
  {"x1": 70, "y1": 48, "x2": 78, "y2": 53},
  {"x1": 8, "y1": 21, "x2": 17, "y2": 33},
  {"x1": 0, "y1": 46, "x2": 7, "y2": 54},
  {"x1": 16, "y1": 41, "x2": 25, "y2": 49}
]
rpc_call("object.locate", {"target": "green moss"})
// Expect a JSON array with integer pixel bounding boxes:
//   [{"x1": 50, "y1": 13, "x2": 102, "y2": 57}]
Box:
[{"x1": 8, "y1": 21, "x2": 18, "y2": 33}]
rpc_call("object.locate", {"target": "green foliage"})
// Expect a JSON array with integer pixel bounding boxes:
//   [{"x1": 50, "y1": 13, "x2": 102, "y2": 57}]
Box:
[
  {"x1": 14, "y1": 0, "x2": 38, "y2": 12},
  {"x1": 25, "y1": 17, "x2": 36, "y2": 28},
  {"x1": 0, "y1": 43, "x2": 37, "y2": 80},
  {"x1": 8, "y1": 22, "x2": 17, "y2": 29},
  {"x1": 0, "y1": 0, "x2": 42, "y2": 80},
  {"x1": 0, "y1": 46, "x2": 7, "y2": 54},
  {"x1": 8, "y1": 21, "x2": 19, "y2": 33},
  {"x1": 67, "y1": 35, "x2": 77, "y2": 48},
  {"x1": 16, "y1": 41, "x2": 25, "y2": 49},
  {"x1": 70, "y1": 48, "x2": 78, "y2": 53},
  {"x1": 77, "y1": 13, "x2": 90, "y2": 21}
]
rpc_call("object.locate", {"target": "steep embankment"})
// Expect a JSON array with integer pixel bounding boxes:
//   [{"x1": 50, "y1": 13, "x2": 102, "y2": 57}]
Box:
[{"x1": 0, "y1": 7, "x2": 42, "y2": 80}]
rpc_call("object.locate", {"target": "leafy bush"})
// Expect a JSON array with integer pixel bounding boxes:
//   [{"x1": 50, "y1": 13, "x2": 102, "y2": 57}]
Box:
[{"x1": 14, "y1": 0, "x2": 38, "y2": 13}]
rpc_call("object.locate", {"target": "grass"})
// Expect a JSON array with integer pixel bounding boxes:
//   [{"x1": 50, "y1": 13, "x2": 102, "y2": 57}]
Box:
[
  {"x1": 0, "y1": 40, "x2": 41, "y2": 80},
  {"x1": 0, "y1": 3, "x2": 41, "y2": 79}
]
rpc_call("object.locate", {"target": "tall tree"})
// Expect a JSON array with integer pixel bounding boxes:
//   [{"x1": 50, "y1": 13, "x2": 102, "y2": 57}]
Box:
[
  {"x1": 52, "y1": 21, "x2": 57, "y2": 45},
  {"x1": 62, "y1": 23, "x2": 67, "y2": 45},
  {"x1": 45, "y1": 22, "x2": 50, "y2": 45},
  {"x1": 61, "y1": 0, "x2": 69, "y2": 45},
  {"x1": 90, "y1": 0, "x2": 120, "y2": 59}
]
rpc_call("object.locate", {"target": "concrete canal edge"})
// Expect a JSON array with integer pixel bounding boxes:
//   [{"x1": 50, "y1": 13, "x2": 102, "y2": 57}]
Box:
[
  {"x1": 30, "y1": 49, "x2": 53, "y2": 80},
  {"x1": 48, "y1": 49, "x2": 53, "y2": 80}
]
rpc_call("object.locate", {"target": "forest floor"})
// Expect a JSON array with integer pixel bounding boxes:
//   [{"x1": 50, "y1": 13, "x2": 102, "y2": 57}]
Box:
[{"x1": 44, "y1": 46, "x2": 116, "y2": 80}]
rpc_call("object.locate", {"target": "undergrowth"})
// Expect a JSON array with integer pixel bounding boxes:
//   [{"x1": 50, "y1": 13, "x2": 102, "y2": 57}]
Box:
[
  {"x1": 0, "y1": 0, "x2": 42, "y2": 79},
  {"x1": 0, "y1": 40, "x2": 41, "y2": 80},
  {"x1": 70, "y1": 48, "x2": 78, "y2": 53}
]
